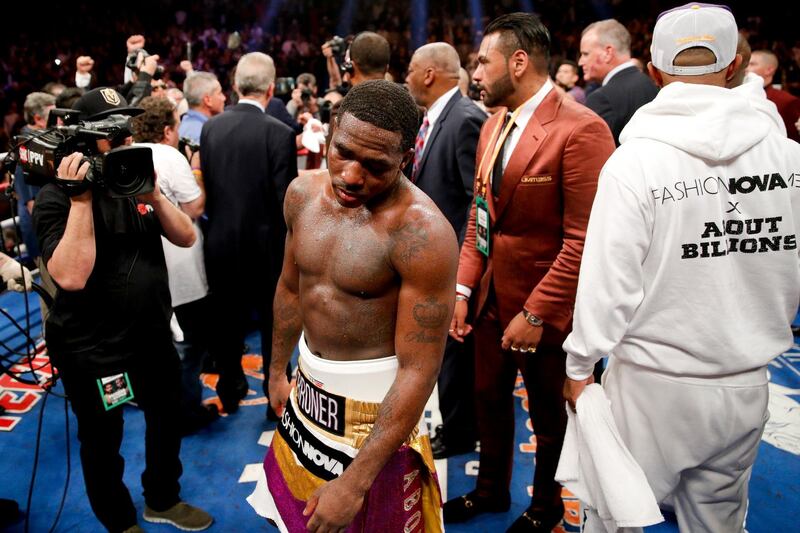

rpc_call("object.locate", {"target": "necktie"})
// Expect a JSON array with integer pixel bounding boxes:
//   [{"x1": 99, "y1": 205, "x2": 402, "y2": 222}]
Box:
[
  {"x1": 492, "y1": 113, "x2": 515, "y2": 197},
  {"x1": 411, "y1": 114, "x2": 429, "y2": 182}
]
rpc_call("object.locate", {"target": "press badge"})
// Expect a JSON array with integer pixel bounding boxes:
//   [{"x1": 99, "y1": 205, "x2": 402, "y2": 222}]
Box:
[
  {"x1": 475, "y1": 196, "x2": 490, "y2": 257},
  {"x1": 97, "y1": 373, "x2": 135, "y2": 411}
]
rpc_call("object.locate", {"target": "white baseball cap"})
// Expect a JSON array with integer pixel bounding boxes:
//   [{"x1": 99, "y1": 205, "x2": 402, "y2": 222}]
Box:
[{"x1": 650, "y1": 3, "x2": 737, "y2": 76}]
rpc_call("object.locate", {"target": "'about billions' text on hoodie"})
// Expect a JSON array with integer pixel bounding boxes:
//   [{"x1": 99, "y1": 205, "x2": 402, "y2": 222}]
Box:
[{"x1": 564, "y1": 81, "x2": 800, "y2": 383}]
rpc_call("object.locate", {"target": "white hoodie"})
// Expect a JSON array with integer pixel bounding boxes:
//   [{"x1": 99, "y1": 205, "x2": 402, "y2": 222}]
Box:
[{"x1": 564, "y1": 82, "x2": 800, "y2": 383}]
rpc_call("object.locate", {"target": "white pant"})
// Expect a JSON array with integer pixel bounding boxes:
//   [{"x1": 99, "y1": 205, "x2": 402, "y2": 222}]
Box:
[{"x1": 601, "y1": 359, "x2": 768, "y2": 533}]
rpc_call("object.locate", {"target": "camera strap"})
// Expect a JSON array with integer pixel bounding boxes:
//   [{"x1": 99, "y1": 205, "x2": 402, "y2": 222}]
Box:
[{"x1": 55, "y1": 177, "x2": 91, "y2": 196}]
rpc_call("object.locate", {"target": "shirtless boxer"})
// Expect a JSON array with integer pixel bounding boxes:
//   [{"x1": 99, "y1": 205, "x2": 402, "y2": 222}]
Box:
[{"x1": 247, "y1": 79, "x2": 458, "y2": 533}]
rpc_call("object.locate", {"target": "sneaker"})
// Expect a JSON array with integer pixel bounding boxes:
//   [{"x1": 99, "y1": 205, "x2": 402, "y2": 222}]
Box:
[{"x1": 143, "y1": 502, "x2": 213, "y2": 531}]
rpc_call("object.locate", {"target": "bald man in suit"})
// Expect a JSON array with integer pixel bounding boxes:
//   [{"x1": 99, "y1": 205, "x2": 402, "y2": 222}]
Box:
[{"x1": 406, "y1": 42, "x2": 487, "y2": 458}]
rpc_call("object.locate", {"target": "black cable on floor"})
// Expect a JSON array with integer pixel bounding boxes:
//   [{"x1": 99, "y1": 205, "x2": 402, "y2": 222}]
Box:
[
  {"x1": 24, "y1": 389, "x2": 48, "y2": 533},
  {"x1": 47, "y1": 395, "x2": 71, "y2": 533}
]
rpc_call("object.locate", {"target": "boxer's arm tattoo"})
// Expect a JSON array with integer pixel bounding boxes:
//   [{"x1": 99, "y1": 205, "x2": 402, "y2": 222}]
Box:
[
  {"x1": 404, "y1": 296, "x2": 448, "y2": 344},
  {"x1": 390, "y1": 222, "x2": 429, "y2": 264}
]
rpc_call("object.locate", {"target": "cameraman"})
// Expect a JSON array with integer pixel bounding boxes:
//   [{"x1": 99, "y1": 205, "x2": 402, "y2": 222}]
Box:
[
  {"x1": 285, "y1": 73, "x2": 322, "y2": 120},
  {"x1": 325, "y1": 32, "x2": 390, "y2": 91},
  {"x1": 324, "y1": 32, "x2": 391, "y2": 144},
  {"x1": 32, "y1": 88, "x2": 212, "y2": 533}
]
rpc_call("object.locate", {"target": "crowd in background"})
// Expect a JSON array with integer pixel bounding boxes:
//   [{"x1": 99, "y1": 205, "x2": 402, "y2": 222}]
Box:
[
  {"x1": 1, "y1": 0, "x2": 799, "y2": 149},
  {"x1": 1, "y1": 2, "x2": 799, "y2": 532}
]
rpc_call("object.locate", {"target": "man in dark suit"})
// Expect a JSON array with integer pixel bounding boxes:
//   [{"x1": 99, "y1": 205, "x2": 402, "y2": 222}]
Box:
[
  {"x1": 405, "y1": 42, "x2": 487, "y2": 459},
  {"x1": 579, "y1": 19, "x2": 659, "y2": 145},
  {"x1": 200, "y1": 52, "x2": 297, "y2": 415},
  {"x1": 444, "y1": 13, "x2": 616, "y2": 532}
]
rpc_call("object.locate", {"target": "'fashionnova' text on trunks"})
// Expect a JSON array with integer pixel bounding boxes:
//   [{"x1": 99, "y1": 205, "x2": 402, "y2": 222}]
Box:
[{"x1": 277, "y1": 400, "x2": 352, "y2": 481}]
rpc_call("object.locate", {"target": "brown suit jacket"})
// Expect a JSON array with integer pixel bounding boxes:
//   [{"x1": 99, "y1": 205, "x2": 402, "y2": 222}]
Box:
[{"x1": 458, "y1": 87, "x2": 615, "y2": 344}]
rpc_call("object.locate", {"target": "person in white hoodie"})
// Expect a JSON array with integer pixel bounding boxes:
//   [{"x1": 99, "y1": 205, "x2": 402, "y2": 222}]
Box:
[{"x1": 562, "y1": 3, "x2": 800, "y2": 532}]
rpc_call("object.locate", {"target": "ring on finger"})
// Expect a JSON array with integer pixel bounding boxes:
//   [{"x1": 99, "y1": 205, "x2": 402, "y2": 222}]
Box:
[
  {"x1": 510, "y1": 345, "x2": 520, "y2": 352},
  {"x1": 526, "y1": 346, "x2": 537, "y2": 353}
]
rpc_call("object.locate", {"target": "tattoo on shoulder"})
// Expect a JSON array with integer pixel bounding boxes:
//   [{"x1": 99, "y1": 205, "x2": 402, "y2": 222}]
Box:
[
  {"x1": 285, "y1": 183, "x2": 309, "y2": 221},
  {"x1": 390, "y1": 222, "x2": 429, "y2": 264},
  {"x1": 404, "y1": 296, "x2": 448, "y2": 344}
]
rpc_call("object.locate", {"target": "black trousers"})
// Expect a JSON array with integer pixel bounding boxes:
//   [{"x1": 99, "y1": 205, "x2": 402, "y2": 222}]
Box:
[
  {"x1": 206, "y1": 282, "x2": 273, "y2": 400},
  {"x1": 174, "y1": 296, "x2": 223, "y2": 420},
  {"x1": 437, "y1": 335, "x2": 477, "y2": 445},
  {"x1": 57, "y1": 345, "x2": 183, "y2": 533}
]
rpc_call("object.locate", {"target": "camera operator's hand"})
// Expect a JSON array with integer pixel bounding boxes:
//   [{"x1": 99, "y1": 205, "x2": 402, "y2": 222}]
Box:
[
  {"x1": 127, "y1": 34, "x2": 146, "y2": 54},
  {"x1": 322, "y1": 42, "x2": 334, "y2": 59},
  {"x1": 76, "y1": 56, "x2": 95, "y2": 75},
  {"x1": 140, "y1": 54, "x2": 160, "y2": 77},
  {"x1": 0, "y1": 254, "x2": 32, "y2": 293},
  {"x1": 180, "y1": 60, "x2": 194, "y2": 74},
  {"x1": 136, "y1": 171, "x2": 164, "y2": 206},
  {"x1": 58, "y1": 153, "x2": 91, "y2": 184},
  {"x1": 57, "y1": 153, "x2": 92, "y2": 203}
]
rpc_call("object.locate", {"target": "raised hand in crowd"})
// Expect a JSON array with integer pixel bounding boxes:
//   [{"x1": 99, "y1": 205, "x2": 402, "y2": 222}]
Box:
[
  {"x1": 126, "y1": 34, "x2": 145, "y2": 54},
  {"x1": 76, "y1": 56, "x2": 94, "y2": 75}
]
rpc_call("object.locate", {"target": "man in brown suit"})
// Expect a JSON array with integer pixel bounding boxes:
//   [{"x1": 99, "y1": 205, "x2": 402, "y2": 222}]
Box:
[{"x1": 444, "y1": 12, "x2": 615, "y2": 533}]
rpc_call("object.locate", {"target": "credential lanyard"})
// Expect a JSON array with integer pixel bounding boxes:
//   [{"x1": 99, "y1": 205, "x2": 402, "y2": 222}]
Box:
[
  {"x1": 473, "y1": 97, "x2": 533, "y2": 257},
  {"x1": 475, "y1": 96, "x2": 532, "y2": 199}
]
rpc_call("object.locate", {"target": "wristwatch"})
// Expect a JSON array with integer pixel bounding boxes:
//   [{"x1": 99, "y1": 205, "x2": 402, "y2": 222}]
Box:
[{"x1": 522, "y1": 309, "x2": 543, "y2": 327}]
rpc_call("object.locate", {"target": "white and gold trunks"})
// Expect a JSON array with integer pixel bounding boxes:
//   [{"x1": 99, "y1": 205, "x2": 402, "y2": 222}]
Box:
[{"x1": 247, "y1": 333, "x2": 443, "y2": 532}]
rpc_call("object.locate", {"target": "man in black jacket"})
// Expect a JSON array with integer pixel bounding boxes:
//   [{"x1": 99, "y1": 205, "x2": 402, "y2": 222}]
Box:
[
  {"x1": 200, "y1": 52, "x2": 297, "y2": 415},
  {"x1": 405, "y1": 42, "x2": 486, "y2": 458},
  {"x1": 579, "y1": 19, "x2": 658, "y2": 145}
]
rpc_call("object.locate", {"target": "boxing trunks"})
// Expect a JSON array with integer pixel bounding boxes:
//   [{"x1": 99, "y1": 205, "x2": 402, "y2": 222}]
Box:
[{"x1": 247, "y1": 334, "x2": 443, "y2": 532}]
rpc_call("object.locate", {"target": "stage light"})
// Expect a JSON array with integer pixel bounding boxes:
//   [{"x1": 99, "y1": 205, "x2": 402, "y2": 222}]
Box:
[
  {"x1": 337, "y1": 0, "x2": 358, "y2": 37},
  {"x1": 411, "y1": 0, "x2": 428, "y2": 50},
  {"x1": 469, "y1": 0, "x2": 484, "y2": 48},
  {"x1": 261, "y1": 0, "x2": 286, "y2": 33}
]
